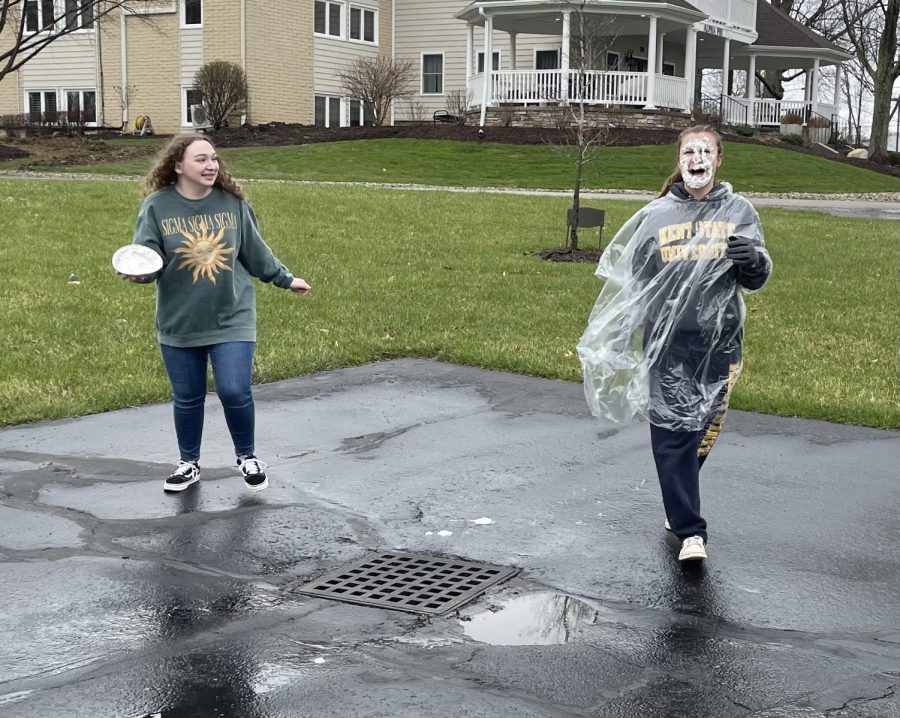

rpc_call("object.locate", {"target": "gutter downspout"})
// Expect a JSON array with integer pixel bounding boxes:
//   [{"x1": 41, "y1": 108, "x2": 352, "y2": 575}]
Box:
[
  {"x1": 120, "y1": 9, "x2": 128, "y2": 128},
  {"x1": 240, "y1": 0, "x2": 247, "y2": 124},
  {"x1": 391, "y1": 0, "x2": 396, "y2": 126}
]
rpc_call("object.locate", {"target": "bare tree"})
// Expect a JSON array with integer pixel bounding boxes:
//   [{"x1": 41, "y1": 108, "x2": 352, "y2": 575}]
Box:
[
  {"x1": 192, "y1": 60, "x2": 248, "y2": 130},
  {"x1": 756, "y1": 0, "x2": 877, "y2": 99},
  {"x1": 545, "y1": 3, "x2": 616, "y2": 252},
  {"x1": 842, "y1": 0, "x2": 900, "y2": 161},
  {"x1": 444, "y1": 89, "x2": 471, "y2": 122},
  {"x1": 0, "y1": 1, "x2": 147, "y2": 84},
  {"x1": 338, "y1": 55, "x2": 414, "y2": 127}
]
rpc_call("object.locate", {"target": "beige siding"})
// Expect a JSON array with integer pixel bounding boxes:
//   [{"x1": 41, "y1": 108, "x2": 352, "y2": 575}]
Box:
[
  {"x1": 245, "y1": 1, "x2": 313, "y2": 125},
  {"x1": 314, "y1": 0, "x2": 382, "y2": 96},
  {"x1": 395, "y1": 1, "x2": 553, "y2": 121},
  {"x1": 202, "y1": 0, "x2": 241, "y2": 65},
  {"x1": 19, "y1": 33, "x2": 97, "y2": 89},
  {"x1": 180, "y1": 27, "x2": 204, "y2": 86},
  {"x1": 0, "y1": 21, "x2": 19, "y2": 115},
  {"x1": 98, "y1": 12, "x2": 123, "y2": 128},
  {"x1": 125, "y1": 10, "x2": 181, "y2": 133}
]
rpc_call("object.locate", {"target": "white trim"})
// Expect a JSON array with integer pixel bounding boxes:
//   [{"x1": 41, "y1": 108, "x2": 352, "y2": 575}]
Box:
[
  {"x1": 420, "y1": 51, "x2": 445, "y2": 96},
  {"x1": 180, "y1": 0, "x2": 202, "y2": 28},
  {"x1": 24, "y1": 88, "x2": 58, "y2": 119},
  {"x1": 314, "y1": 0, "x2": 345, "y2": 40},
  {"x1": 348, "y1": 3, "x2": 378, "y2": 45},
  {"x1": 182, "y1": 86, "x2": 202, "y2": 126},
  {"x1": 314, "y1": 93, "x2": 343, "y2": 128}
]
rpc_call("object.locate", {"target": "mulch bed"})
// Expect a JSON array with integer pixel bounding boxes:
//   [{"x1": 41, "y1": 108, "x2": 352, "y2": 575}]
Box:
[
  {"x1": 0, "y1": 144, "x2": 29, "y2": 160},
  {"x1": 533, "y1": 248, "x2": 604, "y2": 264},
  {"x1": 207, "y1": 122, "x2": 680, "y2": 149}
]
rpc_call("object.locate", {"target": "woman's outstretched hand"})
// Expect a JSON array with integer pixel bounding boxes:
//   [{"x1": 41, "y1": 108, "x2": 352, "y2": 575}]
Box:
[
  {"x1": 726, "y1": 236, "x2": 758, "y2": 266},
  {"x1": 290, "y1": 277, "x2": 311, "y2": 295}
]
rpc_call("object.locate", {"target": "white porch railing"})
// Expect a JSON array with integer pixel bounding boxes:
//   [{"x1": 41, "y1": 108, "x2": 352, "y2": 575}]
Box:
[
  {"x1": 471, "y1": 69, "x2": 689, "y2": 111},
  {"x1": 721, "y1": 96, "x2": 840, "y2": 127}
]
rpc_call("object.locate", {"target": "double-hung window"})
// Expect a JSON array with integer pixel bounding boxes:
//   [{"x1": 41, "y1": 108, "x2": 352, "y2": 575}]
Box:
[
  {"x1": 314, "y1": 95, "x2": 343, "y2": 128},
  {"x1": 477, "y1": 51, "x2": 500, "y2": 73},
  {"x1": 183, "y1": 88, "x2": 202, "y2": 125},
  {"x1": 315, "y1": 1, "x2": 344, "y2": 38},
  {"x1": 183, "y1": 0, "x2": 201, "y2": 26},
  {"x1": 64, "y1": 0, "x2": 94, "y2": 30},
  {"x1": 66, "y1": 90, "x2": 96, "y2": 124},
  {"x1": 421, "y1": 54, "x2": 443, "y2": 95},
  {"x1": 27, "y1": 90, "x2": 58, "y2": 124},
  {"x1": 24, "y1": 0, "x2": 55, "y2": 33},
  {"x1": 348, "y1": 99, "x2": 374, "y2": 127},
  {"x1": 349, "y1": 5, "x2": 376, "y2": 43}
]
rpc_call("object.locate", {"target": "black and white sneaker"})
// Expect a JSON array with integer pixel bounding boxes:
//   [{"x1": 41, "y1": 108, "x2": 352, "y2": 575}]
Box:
[
  {"x1": 164, "y1": 460, "x2": 200, "y2": 492},
  {"x1": 238, "y1": 455, "x2": 268, "y2": 491}
]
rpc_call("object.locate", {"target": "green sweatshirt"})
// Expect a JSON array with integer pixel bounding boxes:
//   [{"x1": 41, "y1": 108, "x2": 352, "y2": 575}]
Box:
[{"x1": 133, "y1": 186, "x2": 294, "y2": 347}]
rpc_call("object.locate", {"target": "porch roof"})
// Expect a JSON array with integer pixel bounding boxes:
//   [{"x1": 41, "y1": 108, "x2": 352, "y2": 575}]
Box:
[
  {"x1": 455, "y1": 0, "x2": 707, "y2": 33},
  {"x1": 744, "y1": 0, "x2": 853, "y2": 64}
]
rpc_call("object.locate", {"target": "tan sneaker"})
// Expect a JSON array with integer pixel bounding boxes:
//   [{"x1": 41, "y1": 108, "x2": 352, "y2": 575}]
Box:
[{"x1": 678, "y1": 536, "x2": 707, "y2": 562}]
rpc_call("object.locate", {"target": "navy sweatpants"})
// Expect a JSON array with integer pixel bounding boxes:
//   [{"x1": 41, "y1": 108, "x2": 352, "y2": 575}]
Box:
[{"x1": 649, "y1": 351, "x2": 742, "y2": 543}]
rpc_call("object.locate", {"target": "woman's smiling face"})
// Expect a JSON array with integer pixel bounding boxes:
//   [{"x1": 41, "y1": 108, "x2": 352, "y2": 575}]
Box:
[{"x1": 678, "y1": 132, "x2": 722, "y2": 190}]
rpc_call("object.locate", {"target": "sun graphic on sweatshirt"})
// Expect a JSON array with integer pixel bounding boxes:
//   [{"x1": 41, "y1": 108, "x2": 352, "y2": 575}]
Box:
[{"x1": 173, "y1": 219, "x2": 234, "y2": 284}]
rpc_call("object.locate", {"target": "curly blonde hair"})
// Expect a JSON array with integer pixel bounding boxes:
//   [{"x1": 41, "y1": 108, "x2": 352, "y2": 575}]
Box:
[{"x1": 145, "y1": 133, "x2": 245, "y2": 199}]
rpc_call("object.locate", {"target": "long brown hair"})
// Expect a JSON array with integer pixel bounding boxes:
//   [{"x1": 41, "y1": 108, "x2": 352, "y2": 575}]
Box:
[
  {"x1": 658, "y1": 125, "x2": 723, "y2": 198},
  {"x1": 145, "y1": 133, "x2": 245, "y2": 199}
]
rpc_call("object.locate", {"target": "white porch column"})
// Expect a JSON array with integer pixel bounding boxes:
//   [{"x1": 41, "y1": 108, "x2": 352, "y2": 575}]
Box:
[
  {"x1": 804, "y1": 70, "x2": 812, "y2": 101},
  {"x1": 509, "y1": 32, "x2": 517, "y2": 71},
  {"x1": 479, "y1": 15, "x2": 494, "y2": 126},
  {"x1": 811, "y1": 58, "x2": 821, "y2": 114},
  {"x1": 645, "y1": 15, "x2": 658, "y2": 109},
  {"x1": 466, "y1": 23, "x2": 474, "y2": 81},
  {"x1": 684, "y1": 25, "x2": 697, "y2": 113},
  {"x1": 833, "y1": 62, "x2": 842, "y2": 110},
  {"x1": 657, "y1": 32, "x2": 666, "y2": 73},
  {"x1": 747, "y1": 53, "x2": 756, "y2": 125},
  {"x1": 561, "y1": 10, "x2": 571, "y2": 102},
  {"x1": 721, "y1": 38, "x2": 731, "y2": 100}
]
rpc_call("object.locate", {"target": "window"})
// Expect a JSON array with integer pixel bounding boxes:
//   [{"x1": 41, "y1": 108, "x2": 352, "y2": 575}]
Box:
[
  {"x1": 349, "y1": 5, "x2": 376, "y2": 43},
  {"x1": 535, "y1": 49, "x2": 559, "y2": 70},
  {"x1": 606, "y1": 52, "x2": 620, "y2": 71},
  {"x1": 315, "y1": 1, "x2": 343, "y2": 38},
  {"x1": 348, "y1": 99, "x2": 374, "y2": 126},
  {"x1": 314, "y1": 95, "x2": 343, "y2": 127},
  {"x1": 183, "y1": 88, "x2": 202, "y2": 125},
  {"x1": 477, "y1": 51, "x2": 500, "y2": 73},
  {"x1": 421, "y1": 54, "x2": 443, "y2": 95},
  {"x1": 27, "y1": 90, "x2": 57, "y2": 123},
  {"x1": 65, "y1": 0, "x2": 94, "y2": 30},
  {"x1": 25, "y1": 0, "x2": 55, "y2": 33},
  {"x1": 183, "y1": 0, "x2": 201, "y2": 26},
  {"x1": 66, "y1": 90, "x2": 96, "y2": 124},
  {"x1": 662, "y1": 62, "x2": 676, "y2": 76}
]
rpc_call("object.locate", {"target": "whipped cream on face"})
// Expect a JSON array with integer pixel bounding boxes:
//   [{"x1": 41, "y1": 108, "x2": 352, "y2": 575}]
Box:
[{"x1": 680, "y1": 138, "x2": 716, "y2": 189}]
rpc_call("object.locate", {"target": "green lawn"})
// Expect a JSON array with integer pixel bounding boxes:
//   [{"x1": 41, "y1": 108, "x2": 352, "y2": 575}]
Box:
[
  {"x1": 1, "y1": 179, "x2": 897, "y2": 429},
  {"x1": 3, "y1": 139, "x2": 897, "y2": 193}
]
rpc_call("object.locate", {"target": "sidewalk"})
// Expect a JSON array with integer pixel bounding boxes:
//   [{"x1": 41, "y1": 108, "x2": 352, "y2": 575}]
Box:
[{"x1": 1, "y1": 360, "x2": 897, "y2": 717}]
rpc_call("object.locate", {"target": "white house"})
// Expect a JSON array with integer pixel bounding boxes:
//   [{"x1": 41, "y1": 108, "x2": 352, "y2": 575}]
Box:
[{"x1": 395, "y1": 0, "x2": 852, "y2": 129}]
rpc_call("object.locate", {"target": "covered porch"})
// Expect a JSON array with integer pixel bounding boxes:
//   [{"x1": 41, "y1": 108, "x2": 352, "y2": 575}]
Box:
[{"x1": 455, "y1": 1, "x2": 709, "y2": 124}]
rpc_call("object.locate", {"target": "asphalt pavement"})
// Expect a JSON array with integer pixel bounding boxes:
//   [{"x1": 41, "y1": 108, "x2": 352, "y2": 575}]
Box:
[{"x1": 0, "y1": 359, "x2": 897, "y2": 718}]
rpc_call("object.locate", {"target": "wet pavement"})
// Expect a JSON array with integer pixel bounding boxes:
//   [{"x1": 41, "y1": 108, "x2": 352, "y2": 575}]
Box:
[{"x1": 0, "y1": 359, "x2": 897, "y2": 718}]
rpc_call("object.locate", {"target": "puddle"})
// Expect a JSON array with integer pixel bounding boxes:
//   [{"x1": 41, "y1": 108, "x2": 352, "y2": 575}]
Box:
[{"x1": 461, "y1": 591, "x2": 599, "y2": 646}]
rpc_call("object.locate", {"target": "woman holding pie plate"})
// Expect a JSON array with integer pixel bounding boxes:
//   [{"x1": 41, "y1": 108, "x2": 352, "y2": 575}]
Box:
[{"x1": 115, "y1": 133, "x2": 311, "y2": 494}]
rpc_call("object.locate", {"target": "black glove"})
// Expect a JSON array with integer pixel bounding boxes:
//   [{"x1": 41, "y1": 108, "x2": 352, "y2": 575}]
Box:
[{"x1": 726, "y1": 235, "x2": 759, "y2": 266}]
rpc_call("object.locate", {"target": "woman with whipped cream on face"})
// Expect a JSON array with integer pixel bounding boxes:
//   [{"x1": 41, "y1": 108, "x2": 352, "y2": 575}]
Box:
[{"x1": 577, "y1": 125, "x2": 772, "y2": 562}]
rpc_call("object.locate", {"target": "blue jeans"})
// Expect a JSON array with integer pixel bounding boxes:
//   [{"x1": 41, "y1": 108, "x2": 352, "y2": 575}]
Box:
[{"x1": 160, "y1": 342, "x2": 256, "y2": 462}]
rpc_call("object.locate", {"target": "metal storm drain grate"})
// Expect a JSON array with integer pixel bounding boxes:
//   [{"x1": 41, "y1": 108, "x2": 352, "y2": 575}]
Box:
[{"x1": 295, "y1": 552, "x2": 518, "y2": 616}]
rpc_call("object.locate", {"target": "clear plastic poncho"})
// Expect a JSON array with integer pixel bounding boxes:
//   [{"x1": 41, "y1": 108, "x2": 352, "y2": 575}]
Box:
[{"x1": 577, "y1": 182, "x2": 770, "y2": 431}]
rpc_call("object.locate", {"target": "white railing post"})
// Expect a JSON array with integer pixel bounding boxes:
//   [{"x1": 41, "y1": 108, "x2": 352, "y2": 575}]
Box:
[
  {"x1": 561, "y1": 10, "x2": 571, "y2": 103},
  {"x1": 645, "y1": 15, "x2": 658, "y2": 109}
]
